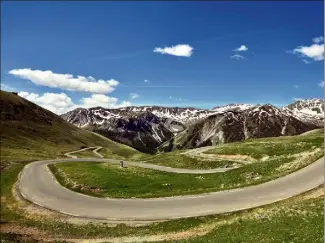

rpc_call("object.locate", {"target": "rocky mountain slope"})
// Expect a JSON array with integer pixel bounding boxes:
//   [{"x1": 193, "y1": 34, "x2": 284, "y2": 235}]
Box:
[
  {"x1": 60, "y1": 105, "x2": 257, "y2": 153},
  {"x1": 61, "y1": 99, "x2": 324, "y2": 153},
  {"x1": 160, "y1": 104, "x2": 320, "y2": 151},
  {"x1": 61, "y1": 107, "x2": 186, "y2": 153},
  {"x1": 61, "y1": 104, "x2": 257, "y2": 128},
  {"x1": 61, "y1": 106, "x2": 212, "y2": 127},
  {"x1": 91, "y1": 112, "x2": 174, "y2": 153},
  {"x1": 212, "y1": 103, "x2": 256, "y2": 112},
  {"x1": 282, "y1": 98, "x2": 324, "y2": 127}
]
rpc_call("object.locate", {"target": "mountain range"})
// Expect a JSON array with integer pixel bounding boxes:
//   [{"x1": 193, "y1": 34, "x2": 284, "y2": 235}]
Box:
[{"x1": 61, "y1": 99, "x2": 324, "y2": 153}]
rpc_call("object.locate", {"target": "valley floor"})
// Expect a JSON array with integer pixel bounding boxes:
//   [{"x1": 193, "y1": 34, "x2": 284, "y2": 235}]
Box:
[
  {"x1": 51, "y1": 130, "x2": 324, "y2": 198},
  {"x1": 1, "y1": 130, "x2": 324, "y2": 242},
  {"x1": 1, "y1": 166, "x2": 323, "y2": 243}
]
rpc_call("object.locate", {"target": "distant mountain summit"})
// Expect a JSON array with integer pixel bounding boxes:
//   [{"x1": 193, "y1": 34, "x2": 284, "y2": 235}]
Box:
[
  {"x1": 282, "y1": 98, "x2": 324, "y2": 127},
  {"x1": 61, "y1": 104, "x2": 259, "y2": 128},
  {"x1": 61, "y1": 106, "x2": 212, "y2": 127},
  {"x1": 212, "y1": 103, "x2": 256, "y2": 112},
  {"x1": 61, "y1": 100, "x2": 324, "y2": 153}
]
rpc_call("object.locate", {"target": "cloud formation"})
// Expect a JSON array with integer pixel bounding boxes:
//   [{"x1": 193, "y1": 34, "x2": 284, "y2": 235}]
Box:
[
  {"x1": 291, "y1": 37, "x2": 324, "y2": 62},
  {"x1": 293, "y1": 44, "x2": 324, "y2": 61},
  {"x1": 230, "y1": 54, "x2": 245, "y2": 60},
  {"x1": 319, "y1": 81, "x2": 324, "y2": 88},
  {"x1": 130, "y1": 93, "x2": 140, "y2": 99},
  {"x1": 18, "y1": 92, "x2": 75, "y2": 115},
  {"x1": 313, "y1": 36, "x2": 324, "y2": 44},
  {"x1": 234, "y1": 45, "x2": 248, "y2": 52},
  {"x1": 168, "y1": 96, "x2": 188, "y2": 102},
  {"x1": 80, "y1": 94, "x2": 131, "y2": 108},
  {"x1": 9, "y1": 68, "x2": 119, "y2": 93},
  {"x1": 18, "y1": 92, "x2": 131, "y2": 114},
  {"x1": 154, "y1": 44, "x2": 193, "y2": 57}
]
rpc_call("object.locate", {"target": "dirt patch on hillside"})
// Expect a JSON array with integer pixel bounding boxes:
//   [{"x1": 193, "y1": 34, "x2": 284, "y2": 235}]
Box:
[
  {"x1": 301, "y1": 187, "x2": 324, "y2": 200},
  {"x1": 276, "y1": 148, "x2": 323, "y2": 172},
  {"x1": 211, "y1": 154, "x2": 254, "y2": 161},
  {"x1": 0, "y1": 222, "x2": 46, "y2": 237},
  {"x1": 182, "y1": 146, "x2": 257, "y2": 164}
]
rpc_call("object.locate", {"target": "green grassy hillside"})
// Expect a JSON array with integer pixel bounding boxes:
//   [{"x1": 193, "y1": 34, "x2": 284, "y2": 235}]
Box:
[
  {"x1": 0, "y1": 90, "x2": 141, "y2": 165},
  {"x1": 51, "y1": 129, "x2": 323, "y2": 198}
]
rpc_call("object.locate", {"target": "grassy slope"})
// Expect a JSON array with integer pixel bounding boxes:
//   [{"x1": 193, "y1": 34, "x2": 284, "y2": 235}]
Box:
[
  {"x1": 176, "y1": 195, "x2": 323, "y2": 243},
  {"x1": 52, "y1": 130, "x2": 324, "y2": 198},
  {"x1": 204, "y1": 129, "x2": 324, "y2": 158},
  {"x1": 135, "y1": 151, "x2": 235, "y2": 169},
  {"x1": 1, "y1": 162, "x2": 323, "y2": 242},
  {"x1": 72, "y1": 145, "x2": 144, "y2": 160},
  {"x1": 0, "y1": 90, "x2": 141, "y2": 165},
  {"x1": 73, "y1": 147, "x2": 235, "y2": 169}
]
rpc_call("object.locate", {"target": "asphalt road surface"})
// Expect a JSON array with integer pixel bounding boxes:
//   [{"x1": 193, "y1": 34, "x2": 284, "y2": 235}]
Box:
[{"x1": 19, "y1": 156, "x2": 324, "y2": 221}]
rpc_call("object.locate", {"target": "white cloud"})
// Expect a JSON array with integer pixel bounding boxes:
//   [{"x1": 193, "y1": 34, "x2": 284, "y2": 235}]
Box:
[
  {"x1": 130, "y1": 93, "x2": 139, "y2": 99},
  {"x1": 291, "y1": 37, "x2": 324, "y2": 62},
  {"x1": 144, "y1": 80, "x2": 150, "y2": 84},
  {"x1": 302, "y1": 59, "x2": 311, "y2": 64},
  {"x1": 80, "y1": 94, "x2": 131, "y2": 108},
  {"x1": 9, "y1": 68, "x2": 119, "y2": 93},
  {"x1": 293, "y1": 98, "x2": 304, "y2": 101},
  {"x1": 319, "y1": 81, "x2": 324, "y2": 88},
  {"x1": 169, "y1": 96, "x2": 188, "y2": 102},
  {"x1": 293, "y1": 85, "x2": 299, "y2": 89},
  {"x1": 18, "y1": 92, "x2": 131, "y2": 115},
  {"x1": 153, "y1": 44, "x2": 193, "y2": 57},
  {"x1": 313, "y1": 36, "x2": 324, "y2": 43},
  {"x1": 293, "y1": 44, "x2": 324, "y2": 61},
  {"x1": 234, "y1": 45, "x2": 248, "y2": 52},
  {"x1": 230, "y1": 54, "x2": 245, "y2": 60},
  {"x1": 18, "y1": 92, "x2": 75, "y2": 114}
]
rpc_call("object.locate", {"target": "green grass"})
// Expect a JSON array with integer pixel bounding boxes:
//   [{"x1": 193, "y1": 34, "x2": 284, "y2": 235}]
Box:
[
  {"x1": 51, "y1": 149, "x2": 322, "y2": 198},
  {"x1": 175, "y1": 196, "x2": 324, "y2": 243},
  {"x1": 98, "y1": 146, "x2": 145, "y2": 160},
  {"x1": 136, "y1": 150, "x2": 235, "y2": 169},
  {"x1": 204, "y1": 129, "x2": 324, "y2": 159},
  {"x1": 69, "y1": 148, "x2": 101, "y2": 158},
  {"x1": 1, "y1": 162, "x2": 323, "y2": 242},
  {"x1": 0, "y1": 163, "x2": 214, "y2": 238},
  {"x1": 51, "y1": 131, "x2": 324, "y2": 198},
  {"x1": 72, "y1": 145, "x2": 235, "y2": 170},
  {"x1": 0, "y1": 163, "x2": 27, "y2": 222},
  {"x1": 71, "y1": 143, "x2": 145, "y2": 160}
]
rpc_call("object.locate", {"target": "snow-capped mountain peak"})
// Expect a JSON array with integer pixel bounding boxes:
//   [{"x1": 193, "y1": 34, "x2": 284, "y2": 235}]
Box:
[
  {"x1": 61, "y1": 100, "x2": 323, "y2": 153},
  {"x1": 212, "y1": 103, "x2": 256, "y2": 113},
  {"x1": 282, "y1": 98, "x2": 324, "y2": 126}
]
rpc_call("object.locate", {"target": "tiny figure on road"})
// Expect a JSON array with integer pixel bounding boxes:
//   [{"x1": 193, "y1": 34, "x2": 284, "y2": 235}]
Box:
[{"x1": 120, "y1": 160, "x2": 124, "y2": 168}]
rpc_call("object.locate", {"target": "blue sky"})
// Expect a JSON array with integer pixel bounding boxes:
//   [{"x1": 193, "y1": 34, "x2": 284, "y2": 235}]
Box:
[{"x1": 1, "y1": 1, "x2": 324, "y2": 114}]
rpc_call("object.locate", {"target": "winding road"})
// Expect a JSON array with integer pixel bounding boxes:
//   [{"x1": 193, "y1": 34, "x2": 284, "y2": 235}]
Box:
[{"x1": 18, "y1": 148, "x2": 324, "y2": 221}]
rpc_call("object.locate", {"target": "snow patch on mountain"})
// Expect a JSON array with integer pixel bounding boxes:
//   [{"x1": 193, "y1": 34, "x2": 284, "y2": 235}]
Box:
[{"x1": 282, "y1": 98, "x2": 324, "y2": 126}]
